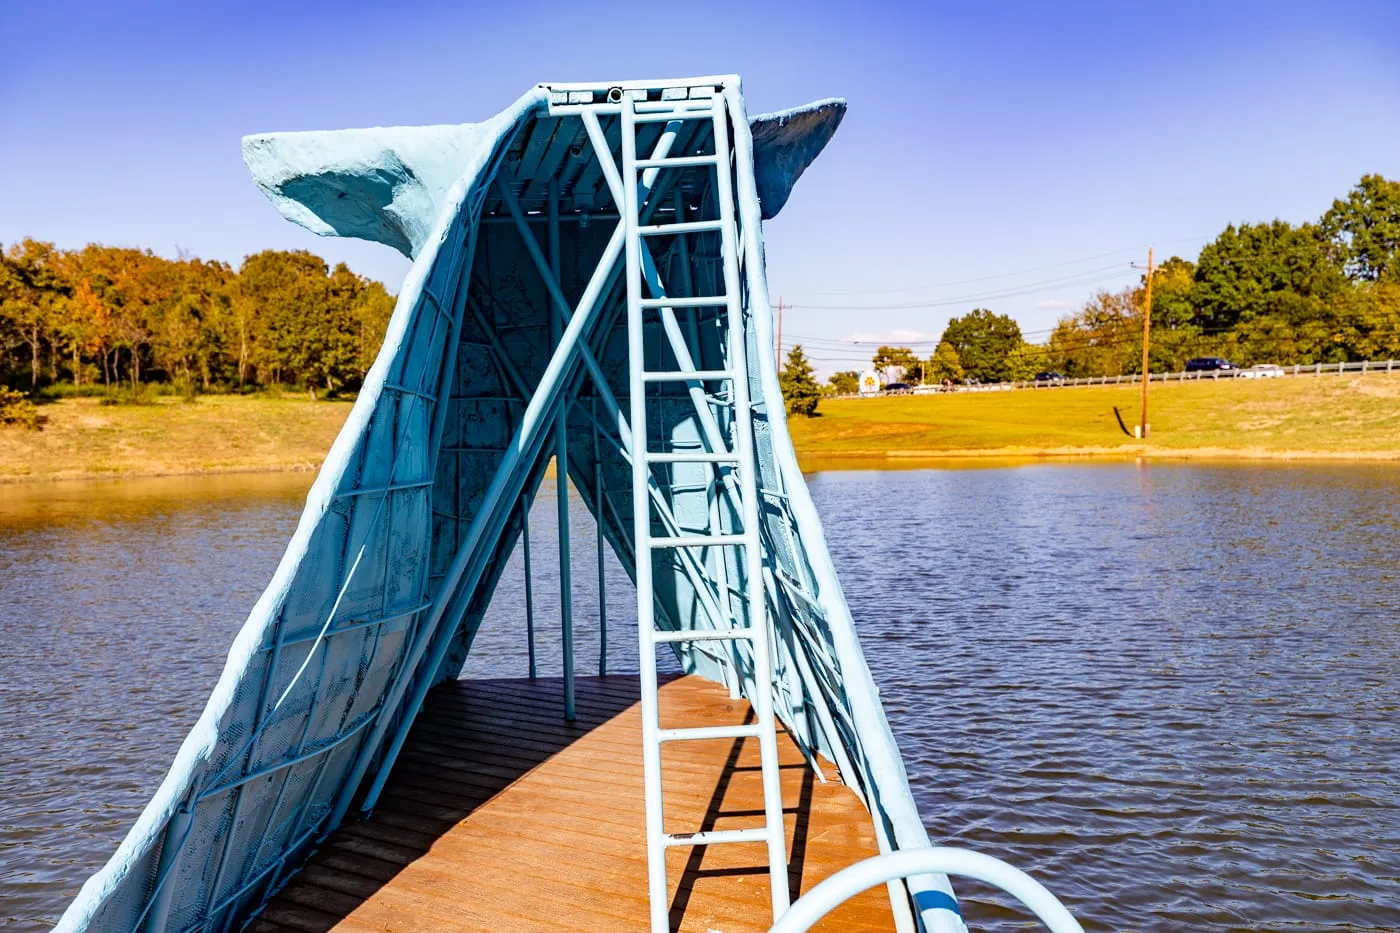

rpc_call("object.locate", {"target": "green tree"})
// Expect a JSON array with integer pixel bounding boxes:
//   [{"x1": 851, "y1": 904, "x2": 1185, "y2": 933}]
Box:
[
  {"x1": 924, "y1": 339, "x2": 964, "y2": 383},
  {"x1": 352, "y1": 278, "x2": 396, "y2": 383},
  {"x1": 0, "y1": 254, "x2": 25, "y2": 387},
  {"x1": 1322, "y1": 173, "x2": 1400, "y2": 283},
  {"x1": 1048, "y1": 288, "x2": 1141, "y2": 377},
  {"x1": 827, "y1": 370, "x2": 859, "y2": 395},
  {"x1": 940, "y1": 308, "x2": 1023, "y2": 382},
  {"x1": 1333, "y1": 280, "x2": 1400, "y2": 360},
  {"x1": 1001, "y1": 342, "x2": 1043, "y2": 382},
  {"x1": 1192, "y1": 220, "x2": 1345, "y2": 332},
  {"x1": 1, "y1": 240, "x2": 67, "y2": 389},
  {"x1": 70, "y1": 245, "x2": 162, "y2": 389},
  {"x1": 237, "y1": 250, "x2": 353, "y2": 394},
  {"x1": 779, "y1": 345, "x2": 822, "y2": 417},
  {"x1": 1148, "y1": 256, "x2": 1196, "y2": 329},
  {"x1": 1144, "y1": 256, "x2": 1205, "y2": 371},
  {"x1": 871, "y1": 345, "x2": 920, "y2": 383}
]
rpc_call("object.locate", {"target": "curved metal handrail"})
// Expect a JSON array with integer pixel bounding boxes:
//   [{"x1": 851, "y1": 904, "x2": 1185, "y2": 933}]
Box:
[{"x1": 769, "y1": 847, "x2": 1085, "y2": 933}]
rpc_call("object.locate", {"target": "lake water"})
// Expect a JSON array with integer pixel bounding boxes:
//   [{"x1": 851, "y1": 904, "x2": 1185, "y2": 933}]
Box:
[{"x1": 1, "y1": 463, "x2": 1397, "y2": 931}]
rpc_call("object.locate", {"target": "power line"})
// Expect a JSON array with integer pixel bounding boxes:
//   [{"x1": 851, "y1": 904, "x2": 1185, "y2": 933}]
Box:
[
  {"x1": 784, "y1": 320, "x2": 1061, "y2": 350},
  {"x1": 786, "y1": 265, "x2": 1138, "y2": 311},
  {"x1": 781, "y1": 234, "x2": 1215, "y2": 300},
  {"x1": 783, "y1": 241, "x2": 1342, "y2": 313}
]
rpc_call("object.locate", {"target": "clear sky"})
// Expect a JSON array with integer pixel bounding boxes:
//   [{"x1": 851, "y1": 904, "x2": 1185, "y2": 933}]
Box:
[{"x1": 3, "y1": 0, "x2": 1397, "y2": 375}]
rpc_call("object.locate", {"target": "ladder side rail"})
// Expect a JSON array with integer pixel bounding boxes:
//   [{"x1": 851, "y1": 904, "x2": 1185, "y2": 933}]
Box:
[
  {"x1": 710, "y1": 93, "x2": 792, "y2": 919},
  {"x1": 621, "y1": 97, "x2": 672, "y2": 933}
]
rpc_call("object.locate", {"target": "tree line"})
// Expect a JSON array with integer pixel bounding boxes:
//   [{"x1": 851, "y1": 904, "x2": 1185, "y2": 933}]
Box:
[
  {"x1": 818, "y1": 173, "x2": 1400, "y2": 393},
  {"x1": 0, "y1": 242, "x2": 396, "y2": 398}
]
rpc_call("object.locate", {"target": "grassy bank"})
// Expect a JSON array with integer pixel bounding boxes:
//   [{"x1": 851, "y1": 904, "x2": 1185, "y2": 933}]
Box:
[
  {"x1": 0, "y1": 396, "x2": 353, "y2": 482},
  {"x1": 3, "y1": 375, "x2": 1399, "y2": 483},
  {"x1": 788, "y1": 373, "x2": 1400, "y2": 465}
]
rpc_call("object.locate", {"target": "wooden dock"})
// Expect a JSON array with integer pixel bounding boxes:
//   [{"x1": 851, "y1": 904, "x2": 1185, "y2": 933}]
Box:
[{"x1": 251, "y1": 674, "x2": 893, "y2": 932}]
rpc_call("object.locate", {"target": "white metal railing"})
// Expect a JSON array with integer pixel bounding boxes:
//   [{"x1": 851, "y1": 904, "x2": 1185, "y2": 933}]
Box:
[
  {"x1": 833, "y1": 358, "x2": 1400, "y2": 398},
  {"x1": 768, "y1": 848, "x2": 1085, "y2": 933}
]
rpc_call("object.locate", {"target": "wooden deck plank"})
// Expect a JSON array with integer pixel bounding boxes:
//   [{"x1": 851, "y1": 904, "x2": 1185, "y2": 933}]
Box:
[{"x1": 255, "y1": 675, "x2": 893, "y2": 932}]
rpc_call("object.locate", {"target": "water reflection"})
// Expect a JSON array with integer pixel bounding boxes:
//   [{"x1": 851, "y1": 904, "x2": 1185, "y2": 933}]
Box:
[
  {"x1": 812, "y1": 463, "x2": 1400, "y2": 931},
  {"x1": 0, "y1": 474, "x2": 310, "y2": 929},
  {"x1": 0, "y1": 472, "x2": 312, "y2": 529},
  {"x1": 1, "y1": 464, "x2": 1397, "y2": 931}
]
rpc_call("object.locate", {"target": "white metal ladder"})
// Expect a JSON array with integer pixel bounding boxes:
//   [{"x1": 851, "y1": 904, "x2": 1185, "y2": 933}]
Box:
[{"x1": 621, "y1": 89, "x2": 792, "y2": 931}]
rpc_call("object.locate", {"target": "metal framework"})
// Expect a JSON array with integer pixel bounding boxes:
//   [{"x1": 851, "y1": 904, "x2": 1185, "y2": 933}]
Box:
[{"x1": 55, "y1": 77, "x2": 972, "y2": 933}]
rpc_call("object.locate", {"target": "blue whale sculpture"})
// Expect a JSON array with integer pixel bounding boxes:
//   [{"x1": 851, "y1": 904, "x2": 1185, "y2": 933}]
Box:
[{"x1": 56, "y1": 77, "x2": 967, "y2": 933}]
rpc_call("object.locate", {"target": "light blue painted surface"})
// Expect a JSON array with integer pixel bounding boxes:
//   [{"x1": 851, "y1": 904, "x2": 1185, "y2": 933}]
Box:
[{"x1": 54, "y1": 78, "x2": 965, "y2": 933}]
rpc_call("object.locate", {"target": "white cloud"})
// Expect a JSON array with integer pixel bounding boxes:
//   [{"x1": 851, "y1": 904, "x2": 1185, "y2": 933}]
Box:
[{"x1": 842, "y1": 329, "x2": 940, "y2": 344}]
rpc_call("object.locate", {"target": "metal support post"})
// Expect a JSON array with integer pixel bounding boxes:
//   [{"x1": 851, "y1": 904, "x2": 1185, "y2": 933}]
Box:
[
  {"x1": 594, "y1": 420, "x2": 608, "y2": 677},
  {"x1": 549, "y1": 176, "x2": 575, "y2": 722},
  {"x1": 522, "y1": 492, "x2": 536, "y2": 679}
]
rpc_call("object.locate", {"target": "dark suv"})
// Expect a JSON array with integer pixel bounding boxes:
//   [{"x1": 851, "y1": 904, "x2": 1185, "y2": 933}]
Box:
[
  {"x1": 1185, "y1": 357, "x2": 1239, "y2": 373},
  {"x1": 1033, "y1": 371, "x2": 1066, "y2": 385}
]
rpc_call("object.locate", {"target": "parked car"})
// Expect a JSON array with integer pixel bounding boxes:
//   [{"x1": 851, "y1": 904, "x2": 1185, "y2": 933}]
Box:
[
  {"x1": 1033, "y1": 371, "x2": 1066, "y2": 386},
  {"x1": 1239, "y1": 363, "x2": 1285, "y2": 379},
  {"x1": 882, "y1": 382, "x2": 913, "y2": 395},
  {"x1": 1185, "y1": 357, "x2": 1240, "y2": 373}
]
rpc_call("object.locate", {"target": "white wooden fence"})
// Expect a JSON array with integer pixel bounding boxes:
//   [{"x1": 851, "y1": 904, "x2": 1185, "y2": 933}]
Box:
[{"x1": 833, "y1": 359, "x2": 1400, "y2": 398}]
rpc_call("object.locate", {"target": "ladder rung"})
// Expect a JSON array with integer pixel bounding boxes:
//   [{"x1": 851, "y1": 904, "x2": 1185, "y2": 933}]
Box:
[
  {"x1": 651, "y1": 627, "x2": 754, "y2": 644},
  {"x1": 662, "y1": 827, "x2": 770, "y2": 848},
  {"x1": 644, "y1": 451, "x2": 739, "y2": 464},
  {"x1": 658, "y1": 723, "x2": 762, "y2": 743},
  {"x1": 634, "y1": 108, "x2": 715, "y2": 124},
  {"x1": 642, "y1": 369, "x2": 735, "y2": 382},
  {"x1": 639, "y1": 296, "x2": 729, "y2": 309},
  {"x1": 638, "y1": 219, "x2": 724, "y2": 236},
  {"x1": 635, "y1": 154, "x2": 721, "y2": 170},
  {"x1": 647, "y1": 533, "x2": 748, "y2": 549}
]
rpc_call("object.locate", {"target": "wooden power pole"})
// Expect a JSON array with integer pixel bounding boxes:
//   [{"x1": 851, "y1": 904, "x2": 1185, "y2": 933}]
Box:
[
  {"x1": 776, "y1": 296, "x2": 784, "y2": 371},
  {"x1": 1140, "y1": 247, "x2": 1153, "y2": 438}
]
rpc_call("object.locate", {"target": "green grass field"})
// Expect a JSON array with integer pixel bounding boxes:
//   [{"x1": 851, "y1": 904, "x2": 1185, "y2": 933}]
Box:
[
  {"x1": 0, "y1": 395, "x2": 354, "y2": 482},
  {"x1": 3, "y1": 374, "x2": 1398, "y2": 483},
  {"x1": 788, "y1": 373, "x2": 1400, "y2": 465}
]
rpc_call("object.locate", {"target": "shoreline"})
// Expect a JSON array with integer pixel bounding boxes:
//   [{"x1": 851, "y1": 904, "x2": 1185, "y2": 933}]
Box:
[
  {"x1": 4, "y1": 444, "x2": 1398, "y2": 489},
  {"x1": 805, "y1": 445, "x2": 1400, "y2": 464},
  {"x1": 0, "y1": 462, "x2": 321, "y2": 487}
]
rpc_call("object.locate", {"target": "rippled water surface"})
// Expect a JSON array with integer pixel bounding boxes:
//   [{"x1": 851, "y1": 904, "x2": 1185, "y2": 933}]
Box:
[{"x1": 2, "y1": 464, "x2": 1397, "y2": 930}]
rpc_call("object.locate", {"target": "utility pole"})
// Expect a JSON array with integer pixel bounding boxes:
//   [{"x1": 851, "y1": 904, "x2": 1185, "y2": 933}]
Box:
[
  {"x1": 1140, "y1": 247, "x2": 1153, "y2": 439},
  {"x1": 775, "y1": 296, "x2": 784, "y2": 372}
]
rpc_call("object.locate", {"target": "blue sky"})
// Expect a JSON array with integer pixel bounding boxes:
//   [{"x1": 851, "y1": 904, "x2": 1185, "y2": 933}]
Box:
[{"x1": 3, "y1": 0, "x2": 1398, "y2": 374}]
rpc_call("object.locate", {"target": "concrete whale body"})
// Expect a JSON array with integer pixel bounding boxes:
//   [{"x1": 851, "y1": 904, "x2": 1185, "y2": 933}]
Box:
[{"x1": 56, "y1": 78, "x2": 965, "y2": 933}]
